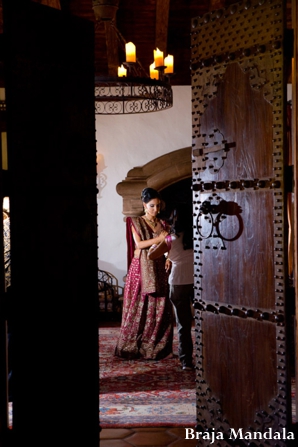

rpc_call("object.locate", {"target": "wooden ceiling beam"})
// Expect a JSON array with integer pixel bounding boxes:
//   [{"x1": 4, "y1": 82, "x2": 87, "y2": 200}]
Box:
[
  {"x1": 209, "y1": 0, "x2": 225, "y2": 9},
  {"x1": 33, "y1": 0, "x2": 61, "y2": 9},
  {"x1": 155, "y1": 0, "x2": 170, "y2": 53}
]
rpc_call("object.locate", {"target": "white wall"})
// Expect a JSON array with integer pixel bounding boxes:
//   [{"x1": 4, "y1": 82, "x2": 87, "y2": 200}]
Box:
[{"x1": 95, "y1": 86, "x2": 192, "y2": 287}]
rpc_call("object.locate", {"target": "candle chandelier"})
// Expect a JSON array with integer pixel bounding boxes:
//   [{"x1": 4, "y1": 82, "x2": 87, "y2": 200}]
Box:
[{"x1": 93, "y1": 2, "x2": 174, "y2": 115}]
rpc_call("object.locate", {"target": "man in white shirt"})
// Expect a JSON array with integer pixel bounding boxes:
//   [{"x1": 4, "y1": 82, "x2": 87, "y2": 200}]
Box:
[{"x1": 165, "y1": 207, "x2": 194, "y2": 371}]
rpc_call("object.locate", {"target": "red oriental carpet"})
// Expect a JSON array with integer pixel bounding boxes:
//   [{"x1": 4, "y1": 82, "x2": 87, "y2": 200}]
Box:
[
  {"x1": 99, "y1": 325, "x2": 197, "y2": 428},
  {"x1": 99, "y1": 325, "x2": 296, "y2": 428}
]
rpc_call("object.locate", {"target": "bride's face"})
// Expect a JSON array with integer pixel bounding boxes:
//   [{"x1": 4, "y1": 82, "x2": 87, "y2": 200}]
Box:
[{"x1": 144, "y1": 198, "x2": 161, "y2": 218}]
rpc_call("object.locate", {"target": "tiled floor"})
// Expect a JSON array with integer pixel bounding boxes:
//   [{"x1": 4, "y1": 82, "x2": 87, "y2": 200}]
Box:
[{"x1": 100, "y1": 427, "x2": 198, "y2": 446}]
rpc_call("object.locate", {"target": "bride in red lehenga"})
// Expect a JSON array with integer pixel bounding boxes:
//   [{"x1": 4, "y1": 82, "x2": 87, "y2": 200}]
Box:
[{"x1": 115, "y1": 187, "x2": 173, "y2": 360}]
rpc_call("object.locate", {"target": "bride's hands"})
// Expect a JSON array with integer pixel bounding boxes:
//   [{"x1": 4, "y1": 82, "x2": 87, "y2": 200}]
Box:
[{"x1": 157, "y1": 230, "x2": 168, "y2": 242}]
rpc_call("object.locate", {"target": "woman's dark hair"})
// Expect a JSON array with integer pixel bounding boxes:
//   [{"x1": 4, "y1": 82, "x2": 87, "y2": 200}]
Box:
[
  {"x1": 141, "y1": 187, "x2": 161, "y2": 203},
  {"x1": 169, "y1": 204, "x2": 193, "y2": 250}
]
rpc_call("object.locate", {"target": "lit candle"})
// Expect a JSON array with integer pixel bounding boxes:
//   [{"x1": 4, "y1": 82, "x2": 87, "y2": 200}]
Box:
[
  {"x1": 125, "y1": 42, "x2": 136, "y2": 63},
  {"x1": 154, "y1": 48, "x2": 164, "y2": 67},
  {"x1": 150, "y1": 62, "x2": 158, "y2": 80},
  {"x1": 118, "y1": 64, "x2": 127, "y2": 77},
  {"x1": 164, "y1": 55, "x2": 174, "y2": 74}
]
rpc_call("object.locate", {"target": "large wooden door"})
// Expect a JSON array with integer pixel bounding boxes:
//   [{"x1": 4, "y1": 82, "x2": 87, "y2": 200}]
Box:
[
  {"x1": 191, "y1": 1, "x2": 293, "y2": 445},
  {"x1": 1, "y1": 1, "x2": 98, "y2": 445}
]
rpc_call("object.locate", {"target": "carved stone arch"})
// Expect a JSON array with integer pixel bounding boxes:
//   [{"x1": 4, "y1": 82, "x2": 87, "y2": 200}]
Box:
[{"x1": 116, "y1": 147, "x2": 192, "y2": 216}]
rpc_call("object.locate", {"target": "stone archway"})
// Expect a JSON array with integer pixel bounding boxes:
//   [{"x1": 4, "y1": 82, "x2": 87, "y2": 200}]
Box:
[{"x1": 116, "y1": 147, "x2": 192, "y2": 216}]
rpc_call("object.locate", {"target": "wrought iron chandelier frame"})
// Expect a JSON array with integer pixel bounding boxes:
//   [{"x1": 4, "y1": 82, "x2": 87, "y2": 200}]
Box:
[{"x1": 95, "y1": 75, "x2": 173, "y2": 115}]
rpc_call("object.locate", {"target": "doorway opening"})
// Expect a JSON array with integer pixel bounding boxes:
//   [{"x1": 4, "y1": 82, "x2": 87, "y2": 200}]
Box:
[{"x1": 99, "y1": 150, "x2": 196, "y2": 428}]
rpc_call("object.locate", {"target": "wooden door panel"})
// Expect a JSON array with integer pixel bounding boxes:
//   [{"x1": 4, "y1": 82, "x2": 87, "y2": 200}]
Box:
[
  {"x1": 196, "y1": 63, "x2": 274, "y2": 181},
  {"x1": 202, "y1": 314, "x2": 277, "y2": 429},
  {"x1": 191, "y1": 0, "x2": 290, "y2": 444},
  {"x1": 196, "y1": 190, "x2": 276, "y2": 310}
]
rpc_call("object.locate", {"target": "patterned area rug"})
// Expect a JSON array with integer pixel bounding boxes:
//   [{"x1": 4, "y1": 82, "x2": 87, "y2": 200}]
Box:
[
  {"x1": 99, "y1": 325, "x2": 296, "y2": 428},
  {"x1": 99, "y1": 325, "x2": 197, "y2": 427}
]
